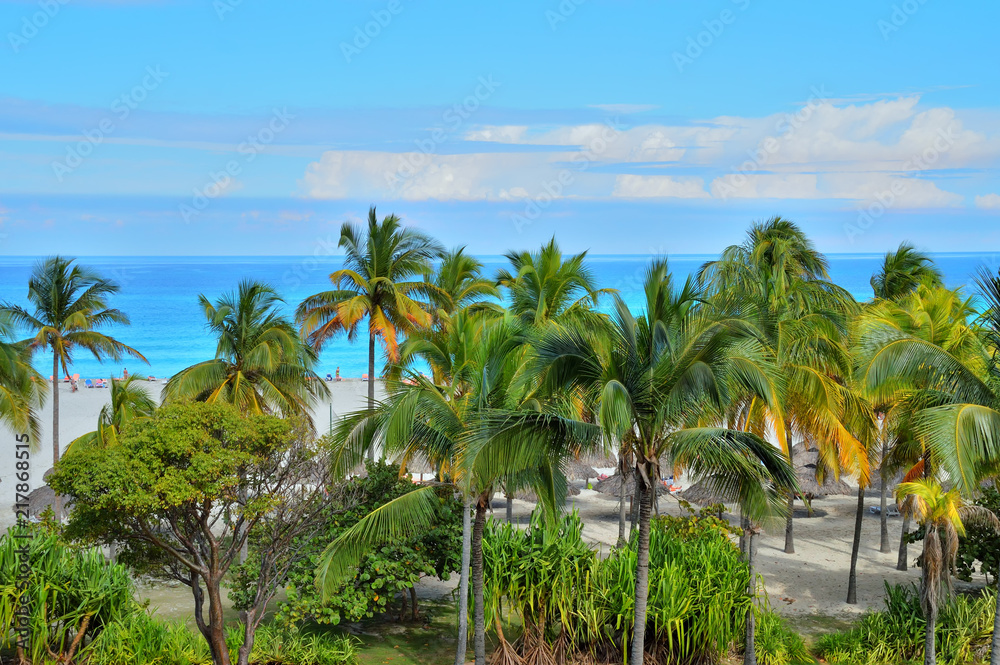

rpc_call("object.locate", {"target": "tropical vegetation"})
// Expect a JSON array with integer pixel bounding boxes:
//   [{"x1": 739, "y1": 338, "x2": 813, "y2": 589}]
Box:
[{"x1": 3, "y1": 216, "x2": 1000, "y2": 664}]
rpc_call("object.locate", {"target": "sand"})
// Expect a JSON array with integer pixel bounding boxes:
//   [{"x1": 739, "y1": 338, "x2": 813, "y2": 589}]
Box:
[{"x1": 6, "y1": 381, "x2": 992, "y2": 625}]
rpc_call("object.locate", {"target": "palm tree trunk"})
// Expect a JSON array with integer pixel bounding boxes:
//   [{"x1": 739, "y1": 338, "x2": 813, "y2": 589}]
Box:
[
  {"x1": 990, "y1": 571, "x2": 1000, "y2": 665},
  {"x1": 879, "y1": 438, "x2": 891, "y2": 553},
  {"x1": 898, "y1": 514, "x2": 911, "y2": 571},
  {"x1": 368, "y1": 334, "x2": 376, "y2": 462},
  {"x1": 52, "y1": 353, "x2": 62, "y2": 521},
  {"x1": 472, "y1": 497, "x2": 487, "y2": 665},
  {"x1": 784, "y1": 439, "x2": 795, "y2": 554},
  {"x1": 847, "y1": 485, "x2": 865, "y2": 604},
  {"x1": 630, "y1": 470, "x2": 640, "y2": 532},
  {"x1": 617, "y1": 458, "x2": 628, "y2": 546},
  {"x1": 629, "y1": 474, "x2": 653, "y2": 665},
  {"x1": 744, "y1": 526, "x2": 758, "y2": 665},
  {"x1": 454, "y1": 494, "x2": 472, "y2": 665},
  {"x1": 505, "y1": 489, "x2": 512, "y2": 523},
  {"x1": 924, "y1": 605, "x2": 937, "y2": 665}
]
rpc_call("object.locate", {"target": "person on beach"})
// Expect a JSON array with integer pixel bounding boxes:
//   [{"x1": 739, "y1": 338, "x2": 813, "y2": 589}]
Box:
[
  {"x1": 335, "y1": 367, "x2": 341, "y2": 381},
  {"x1": 123, "y1": 367, "x2": 128, "y2": 380}
]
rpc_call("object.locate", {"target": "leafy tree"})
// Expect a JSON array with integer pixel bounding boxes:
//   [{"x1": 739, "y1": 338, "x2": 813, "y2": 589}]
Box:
[
  {"x1": 297, "y1": 206, "x2": 443, "y2": 458},
  {"x1": 896, "y1": 480, "x2": 999, "y2": 665},
  {"x1": 261, "y1": 461, "x2": 461, "y2": 628},
  {"x1": 427, "y1": 246, "x2": 501, "y2": 325},
  {"x1": 0, "y1": 256, "x2": 145, "y2": 518},
  {"x1": 164, "y1": 280, "x2": 328, "y2": 420},
  {"x1": 49, "y1": 401, "x2": 334, "y2": 665}
]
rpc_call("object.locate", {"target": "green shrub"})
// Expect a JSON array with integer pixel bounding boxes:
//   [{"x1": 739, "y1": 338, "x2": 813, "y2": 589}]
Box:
[
  {"x1": 483, "y1": 508, "x2": 802, "y2": 664},
  {"x1": 0, "y1": 528, "x2": 137, "y2": 663},
  {"x1": 816, "y1": 582, "x2": 997, "y2": 665},
  {"x1": 273, "y1": 460, "x2": 462, "y2": 627}
]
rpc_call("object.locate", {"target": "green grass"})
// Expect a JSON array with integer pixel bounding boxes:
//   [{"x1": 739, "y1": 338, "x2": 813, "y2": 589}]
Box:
[{"x1": 334, "y1": 599, "x2": 463, "y2": 665}]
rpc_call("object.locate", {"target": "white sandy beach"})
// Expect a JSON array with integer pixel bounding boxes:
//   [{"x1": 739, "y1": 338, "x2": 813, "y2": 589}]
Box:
[{"x1": 5, "y1": 379, "x2": 992, "y2": 626}]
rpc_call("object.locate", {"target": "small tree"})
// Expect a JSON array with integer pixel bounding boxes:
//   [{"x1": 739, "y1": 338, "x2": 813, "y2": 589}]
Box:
[{"x1": 49, "y1": 401, "x2": 334, "y2": 665}]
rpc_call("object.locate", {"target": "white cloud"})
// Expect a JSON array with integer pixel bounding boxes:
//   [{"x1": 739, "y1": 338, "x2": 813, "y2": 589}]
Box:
[
  {"x1": 303, "y1": 96, "x2": 1000, "y2": 208},
  {"x1": 975, "y1": 193, "x2": 1000, "y2": 210},
  {"x1": 613, "y1": 175, "x2": 708, "y2": 199}
]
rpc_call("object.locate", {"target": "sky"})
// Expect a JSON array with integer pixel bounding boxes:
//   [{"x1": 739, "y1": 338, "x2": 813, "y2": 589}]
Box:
[{"x1": 0, "y1": 0, "x2": 998, "y2": 256}]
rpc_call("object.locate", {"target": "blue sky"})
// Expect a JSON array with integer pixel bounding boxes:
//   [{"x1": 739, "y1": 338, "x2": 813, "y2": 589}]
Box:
[{"x1": 1, "y1": 0, "x2": 998, "y2": 255}]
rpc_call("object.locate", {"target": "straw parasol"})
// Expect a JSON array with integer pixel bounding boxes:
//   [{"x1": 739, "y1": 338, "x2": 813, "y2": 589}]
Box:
[
  {"x1": 793, "y1": 446, "x2": 852, "y2": 497},
  {"x1": 593, "y1": 471, "x2": 673, "y2": 497},
  {"x1": 563, "y1": 458, "x2": 599, "y2": 483},
  {"x1": 678, "y1": 480, "x2": 732, "y2": 507}
]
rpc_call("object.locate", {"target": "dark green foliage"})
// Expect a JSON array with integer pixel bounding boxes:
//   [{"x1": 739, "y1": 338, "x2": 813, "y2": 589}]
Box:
[
  {"x1": 816, "y1": 582, "x2": 997, "y2": 664},
  {"x1": 274, "y1": 461, "x2": 462, "y2": 627},
  {"x1": 482, "y1": 509, "x2": 807, "y2": 664}
]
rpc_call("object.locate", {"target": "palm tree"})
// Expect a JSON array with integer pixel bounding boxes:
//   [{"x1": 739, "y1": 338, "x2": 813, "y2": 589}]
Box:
[
  {"x1": 0, "y1": 313, "x2": 46, "y2": 441},
  {"x1": 896, "y1": 480, "x2": 999, "y2": 665},
  {"x1": 314, "y1": 312, "x2": 589, "y2": 665},
  {"x1": 867, "y1": 244, "x2": 943, "y2": 552},
  {"x1": 529, "y1": 259, "x2": 797, "y2": 664},
  {"x1": 856, "y1": 283, "x2": 982, "y2": 570},
  {"x1": 0, "y1": 256, "x2": 145, "y2": 518},
  {"x1": 871, "y1": 242, "x2": 944, "y2": 302},
  {"x1": 496, "y1": 237, "x2": 611, "y2": 327},
  {"x1": 164, "y1": 280, "x2": 328, "y2": 419},
  {"x1": 427, "y1": 247, "x2": 501, "y2": 326},
  {"x1": 495, "y1": 237, "x2": 612, "y2": 520},
  {"x1": 699, "y1": 217, "x2": 869, "y2": 555},
  {"x1": 67, "y1": 375, "x2": 157, "y2": 451},
  {"x1": 297, "y1": 206, "x2": 443, "y2": 458}
]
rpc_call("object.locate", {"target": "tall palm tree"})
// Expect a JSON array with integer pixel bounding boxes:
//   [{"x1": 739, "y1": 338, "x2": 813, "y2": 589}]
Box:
[
  {"x1": 867, "y1": 244, "x2": 943, "y2": 552},
  {"x1": 529, "y1": 259, "x2": 797, "y2": 664},
  {"x1": 496, "y1": 237, "x2": 611, "y2": 327},
  {"x1": 314, "y1": 312, "x2": 589, "y2": 665},
  {"x1": 896, "y1": 480, "x2": 999, "y2": 665},
  {"x1": 164, "y1": 280, "x2": 328, "y2": 419},
  {"x1": 0, "y1": 256, "x2": 145, "y2": 518},
  {"x1": 699, "y1": 217, "x2": 869, "y2": 554},
  {"x1": 67, "y1": 375, "x2": 157, "y2": 451},
  {"x1": 856, "y1": 283, "x2": 983, "y2": 570},
  {"x1": 0, "y1": 313, "x2": 46, "y2": 441},
  {"x1": 297, "y1": 206, "x2": 443, "y2": 458},
  {"x1": 495, "y1": 237, "x2": 612, "y2": 520}
]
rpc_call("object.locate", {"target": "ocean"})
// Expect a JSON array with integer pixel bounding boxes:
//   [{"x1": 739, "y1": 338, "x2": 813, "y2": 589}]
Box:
[{"x1": 1, "y1": 253, "x2": 997, "y2": 381}]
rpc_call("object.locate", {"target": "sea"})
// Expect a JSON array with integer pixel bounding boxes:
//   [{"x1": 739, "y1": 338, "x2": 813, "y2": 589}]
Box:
[{"x1": 1, "y1": 253, "x2": 998, "y2": 381}]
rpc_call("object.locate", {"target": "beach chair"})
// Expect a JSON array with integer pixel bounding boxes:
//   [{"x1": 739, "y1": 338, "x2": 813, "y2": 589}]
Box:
[
  {"x1": 362, "y1": 374, "x2": 369, "y2": 381},
  {"x1": 72, "y1": 373, "x2": 80, "y2": 382},
  {"x1": 84, "y1": 379, "x2": 94, "y2": 388},
  {"x1": 887, "y1": 505, "x2": 900, "y2": 517},
  {"x1": 326, "y1": 373, "x2": 333, "y2": 381}
]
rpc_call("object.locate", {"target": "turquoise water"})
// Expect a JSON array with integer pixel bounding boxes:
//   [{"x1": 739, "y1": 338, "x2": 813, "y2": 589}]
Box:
[{"x1": 1, "y1": 253, "x2": 997, "y2": 380}]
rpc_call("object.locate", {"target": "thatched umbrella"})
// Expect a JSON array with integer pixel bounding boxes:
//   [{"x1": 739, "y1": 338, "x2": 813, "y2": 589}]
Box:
[
  {"x1": 512, "y1": 485, "x2": 581, "y2": 502},
  {"x1": 593, "y1": 471, "x2": 672, "y2": 497},
  {"x1": 563, "y1": 458, "x2": 598, "y2": 483},
  {"x1": 678, "y1": 480, "x2": 732, "y2": 508}
]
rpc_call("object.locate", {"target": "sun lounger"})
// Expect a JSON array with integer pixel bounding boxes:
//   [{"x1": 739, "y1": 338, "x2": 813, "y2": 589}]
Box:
[
  {"x1": 326, "y1": 373, "x2": 333, "y2": 381},
  {"x1": 362, "y1": 374, "x2": 369, "y2": 381},
  {"x1": 85, "y1": 379, "x2": 94, "y2": 388}
]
